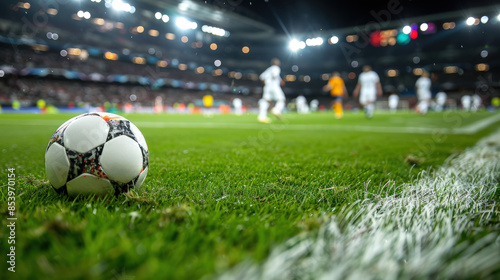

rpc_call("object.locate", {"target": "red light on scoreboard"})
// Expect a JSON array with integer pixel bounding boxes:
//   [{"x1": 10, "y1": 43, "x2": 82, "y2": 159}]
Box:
[
  {"x1": 370, "y1": 30, "x2": 382, "y2": 47},
  {"x1": 410, "y1": 30, "x2": 418, "y2": 39}
]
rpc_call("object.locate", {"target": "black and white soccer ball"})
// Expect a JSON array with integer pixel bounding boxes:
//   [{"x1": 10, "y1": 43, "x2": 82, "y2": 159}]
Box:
[{"x1": 45, "y1": 113, "x2": 149, "y2": 197}]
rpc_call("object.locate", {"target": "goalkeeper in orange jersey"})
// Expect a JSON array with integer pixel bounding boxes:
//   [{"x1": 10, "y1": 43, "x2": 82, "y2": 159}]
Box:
[{"x1": 323, "y1": 72, "x2": 348, "y2": 119}]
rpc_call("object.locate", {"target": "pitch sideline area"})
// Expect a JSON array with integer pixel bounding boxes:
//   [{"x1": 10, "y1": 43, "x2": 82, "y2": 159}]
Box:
[
  {"x1": 218, "y1": 128, "x2": 500, "y2": 279},
  {"x1": 135, "y1": 112, "x2": 500, "y2": 134},
  {"x1": 0, "y1": 111, "x2": 499, "y2": 135}
]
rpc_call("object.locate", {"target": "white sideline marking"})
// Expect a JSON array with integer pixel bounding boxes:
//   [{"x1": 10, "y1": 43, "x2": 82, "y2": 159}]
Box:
[
  {"x1": 1, "y1": 113, "x2": 499, "y2": 134},
  {"x1": 134, "y1": 121, "x2": 445, "y2": 134},
  {"x1": 452, "y1": 112, "x2": 500, "y2": 134}
]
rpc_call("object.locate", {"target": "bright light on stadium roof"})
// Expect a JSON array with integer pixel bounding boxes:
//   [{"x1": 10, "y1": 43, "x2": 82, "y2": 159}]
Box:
[
  {"x1": 178, "y1": 2, "x2": 189, "y2": 11},
  {"x1": 402, "y1": 25, "x2": 411, "y2": 34},
  {"x1": 466, "y1": 17, "x2": 475, "y2": 26},
  {"x1": 498, "y1": 14, "x2": 500, "y2": 21},
  {"x1": 481, "y1": 16, "x2": 488, "y2": 24},
  {"x1": 305, "y1": 37, "x2": 324, "y2": 46},
  {"x1": 289, "y1": 39, "x2": 306, "y2": 52},
  {"x1": 110, "y1": 0, "x2": 135, "y2": 13},
  {"x1": 419, "y1": 23, "x2": 428, "y2": 32},
  {"x1": 175, "y1": 17, "x2": 197, "y2": 30},
  {"x1": 201, "y1": 25, "x2": 227, "y2": 37},
  {"x1": 155, "y1": 12, "x2": 161, "y2": 19},
  {"x1": 162, "y1": 15, "x2": 170, "y2": 23}
]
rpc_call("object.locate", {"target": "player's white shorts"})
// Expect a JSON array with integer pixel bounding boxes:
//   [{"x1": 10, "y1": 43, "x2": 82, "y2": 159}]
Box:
[
  {"x1": 417, "y1": 90, "x2": 431, "y2": 101},
  {"x1": 417, "y1": 91, "x2": 432, "y2": 100},
  {"x1": 437, "y1": 97, "x2": 446, "y2": 106},
  {"x1": 359, "y1": 92, "x2": 376, "y2": 105},
  {"x1": 263, "y1": 86, "x2": 285, "y2": 101}
]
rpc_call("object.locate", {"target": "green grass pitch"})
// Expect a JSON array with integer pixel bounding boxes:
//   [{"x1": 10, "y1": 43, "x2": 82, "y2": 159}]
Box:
[{"x1": 0, "y1": 111, "x2": 499, "y2": 279}]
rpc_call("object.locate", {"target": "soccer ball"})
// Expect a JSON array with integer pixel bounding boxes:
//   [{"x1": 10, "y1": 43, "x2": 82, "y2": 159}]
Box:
[{"x1": 45, "y1": 113, "x2": 149, "y2": 197}]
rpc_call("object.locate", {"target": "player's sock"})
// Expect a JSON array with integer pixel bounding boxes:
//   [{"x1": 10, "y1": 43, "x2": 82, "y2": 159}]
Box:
[
  {"x1": 419, "y1": 101, "x2": 429, "y2": 114},
  {"x1": 272, "y1": 99, "x2": 285, "y2": 119},
  {"x1": 258, "y1": 99, "x2": 269, "y2": 119},
  {"x1": 334, "y1": 103, "x2": 343, "y2": 118},
  {"x1": 274, "y1": 99, "x2": 285, "y2": 114},
  {"x1": 366, "y1": 104, "x2": 374, "y2": 118}
]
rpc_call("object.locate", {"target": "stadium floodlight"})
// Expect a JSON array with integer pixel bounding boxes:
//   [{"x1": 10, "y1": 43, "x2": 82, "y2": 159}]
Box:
[
  {"x1": 289, "y1": 39, "x2": 301, "y2": 51},
  {"x1": 305, "y1": 37, "x2": 323, "y2": 46},
  {"x1": 329, "y1": 36, "x2": 339, "y2": 44},
  {"x1": 420, "y1": 23, "x2": 428, "y2": 32},
  {"x1": 83, "y1": 11, "x2": 91, "y2": 19},
  {"x1": 498, "y1": 14, "x2": 500, "y2": 21},
  {"x1": 402, "y1": 25, "x2": 411, "y2": 34},
  {"x1": 481, "y1": 16, "x2": 488, "y2": 24},
  {"x1": 289, "y1": 39, "x2": 305, "y2": 52},
  {"x1": 201, "y1": 25, "x2": 226, "y2": 36},
  {"x1": 155, "y1": 12, "x2": 162, "y2": 19},
  {"x1": 175, "y1": 17, "x2": 197, "y2": 30},
  {"x1": 466, "y1": 17, "x2": 475, "y2": 26},
  {"x1": 162, "y1": 15, "x2": 169, "y2": 23},
  {"x1": 77, "y1": 10, "x2": 84, "y2": 18},
  {"x1": 110, "y1": 0, "x2": 135, "y2": 13}
]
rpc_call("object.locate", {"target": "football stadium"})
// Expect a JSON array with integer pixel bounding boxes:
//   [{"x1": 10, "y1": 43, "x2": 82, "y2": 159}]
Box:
[{"x1": 1, "y1": 0, "x2": 500, "y2": 279}]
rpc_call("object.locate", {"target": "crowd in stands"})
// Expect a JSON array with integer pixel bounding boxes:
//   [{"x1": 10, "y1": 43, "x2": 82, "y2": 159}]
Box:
[{"x1": 0, "y1": 45, "x2": 495, "y2": 112}]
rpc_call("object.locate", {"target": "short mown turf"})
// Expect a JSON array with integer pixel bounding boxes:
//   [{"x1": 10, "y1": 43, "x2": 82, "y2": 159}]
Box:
[{"x1": 0, "y1": 110, "x2": 498, "y2": 279}]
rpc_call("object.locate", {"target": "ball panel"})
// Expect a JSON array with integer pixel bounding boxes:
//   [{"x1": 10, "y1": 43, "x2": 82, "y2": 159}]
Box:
[
  {"x1": 63, "y1": 115, "x2": 109, "y2": 153},
  {"x1": 106, "y1": 119, "x2": 136, "y2": 141},
  {"x1": 129, "y1": 122, "x2": 148, "y2": 150},
  {"x1": 67, "y1": 144, "x2": 106, "y2": 181},
  {"x1": 140, "y1": 145, "x2": 149, "y2": 170},
  {"x1": 66, "y1": 173, "x2": 114, "y2": 197},
  {"x1": 100, "y1": 135, "x2": 143, "y2": 183},
  {"x1": 45, "y1": 142, "x2": 70, "y2": 189},
  {"x1": 135, "y1": 167, "x2": 148, "y2": 190}
]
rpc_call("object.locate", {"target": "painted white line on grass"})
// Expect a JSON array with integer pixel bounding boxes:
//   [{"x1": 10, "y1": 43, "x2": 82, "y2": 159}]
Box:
[
  {"x1": 134, "y1": 121, "x2": 447, "y2": 134},
  {"x1": 452, "y1": 112, "x2": 500, "y2": 134},
  {"x1": 218, "y1": 129, "x2": 500, "y2": 279}
]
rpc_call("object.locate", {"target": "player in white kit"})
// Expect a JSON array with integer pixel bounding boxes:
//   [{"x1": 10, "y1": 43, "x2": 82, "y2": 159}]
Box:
[
  {"x1": 388, "y1": 93, "x2": 399, "y2": 113},
  {"x1": 415, "y1": 71, "x2": 432, "y2": 115},
  {"x1": 296, "y1": 95, "x2": 309, "y2": 114},
  {"x1": 353, "y1": 65, "x2": 382, "y2": 118},
  {"x1": 471, "y1": 94, "x2": 482, "y2": 112},
  {"x1": 258, "y1": 58, "x2": 286, "y2": 123},
  {"x1": 310, "y1": 99, "x2": 319, "y2": 112},
  {"x1": 461, "y1": 95, "x2": 471, "y2": 111},
  {"x1": 435, "y1": 91, "x2": 447, "y2": 112},
  {"x1": 232, "y1": 97, "x2": 243, "y2": 115}
]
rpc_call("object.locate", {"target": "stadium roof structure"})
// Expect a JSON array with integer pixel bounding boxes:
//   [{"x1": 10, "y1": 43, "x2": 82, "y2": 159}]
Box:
[{"x1": 1, "y1": 0, "x2": 499, "y2": 92}]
